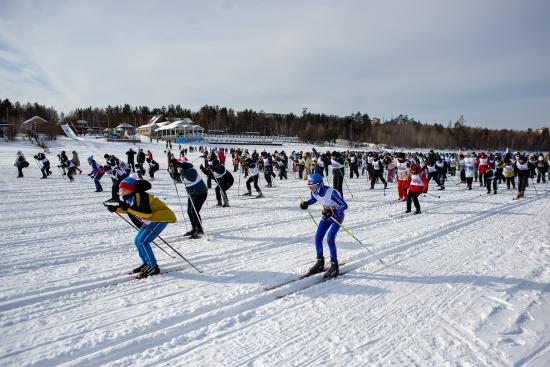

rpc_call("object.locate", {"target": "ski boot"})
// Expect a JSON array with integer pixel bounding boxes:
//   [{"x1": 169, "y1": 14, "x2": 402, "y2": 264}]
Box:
[
  {"x1": 190, "y1": 230, "x2": 204, "y2": 239},
  {"x1": 131, "y1": 263, "x2": 149, "y2": 274},
  {"x1": 323, "y1": 260, "x2": 339, "y2": 279},
  {"x1": 139, "y1": 264, "x2": 160, "y2": 278},
  {"x1": 405, "y1": 208, "x2": 412, "y2": 213},
  {"x1": 216, "y1": 201, "x2": 223, "y2": 207},
  {"x1": 184, "y1": 229, "x2": 196, "y2": 237},
  {"x1": 242, "y1": 191, "x2": 252, "y2": 196},
  {"x1": 256, "y1": 192, "x2": 264, "y2": 198},
  {"x1": 414, "y1": 208, "x2": 421, "y2": 215},
  {"x1": 306, "y1": 257, "x2": 325, "y2": 276}
]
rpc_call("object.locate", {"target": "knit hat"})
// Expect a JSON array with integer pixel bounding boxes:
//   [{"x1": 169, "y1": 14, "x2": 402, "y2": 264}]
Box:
[{"x1": 119, "y1": 177, "x2": 138, "y2": 192}]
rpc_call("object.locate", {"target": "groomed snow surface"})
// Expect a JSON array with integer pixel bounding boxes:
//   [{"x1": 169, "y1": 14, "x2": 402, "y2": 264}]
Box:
[{"x1": 1, "y1": 137, "x2": 549, "y2": 367}]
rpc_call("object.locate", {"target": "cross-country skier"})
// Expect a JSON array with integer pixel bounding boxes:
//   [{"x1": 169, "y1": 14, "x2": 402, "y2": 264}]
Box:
[
  {"x1": 71, "y1": 151, "x2": 83, "y2": 174},
  {"x1": 464, "y1": 152, "x2": 475, "y2": 190},
  {"x1": 299, "y1": 173, "x2": 348, "y2": 279},
  {"x1": 404, "y1": 163, "x2": 427, "y2": 214},
  {"x1": 146, "y1": 157, "x2": 159, "y2": 180},
  {"x1": 395, "y1": 152, "x2": 410, "y2": 201},
  {"x1": 87, "y1": 155, "x2": 105, "y2": 192},
  {"x1": 331, "y1": 151, "x2": 345, "y2": 197},
  {"x1": 14, "y1": 151, "x2": 29, "y2": 178},
  {"x1": 370, "y1": 153, "x2": 387, "y2": 190},
  {"x1": 33, "y1": 152, "x2": 52, "y2": 179},
  {"x1": 243, "y1": 157, "x2": 264, "y2": 198},
  {"x1": 172, "y1": 160, "x2": 208, "y2": 238},
  {"x1": 200, "y1": 155, "x2": 234, "y2": 207},
  {"x1": 106, "y1": 177, "x2": 176, "y2": 277},
  {"x1": 515, "y1": 155, "x2": 535, "y2": 199}
]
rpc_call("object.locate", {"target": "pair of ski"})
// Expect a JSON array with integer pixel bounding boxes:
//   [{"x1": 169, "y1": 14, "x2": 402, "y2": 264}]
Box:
[
  {"x1": 264, "y1": 261, "x2": 347, "y2": 295},
  {"x1": 241, "y1": 194, "x2": 264, "y2": 199},
  {"x1": 122, "y1": 266, "x2": 188, "y2": 282}
]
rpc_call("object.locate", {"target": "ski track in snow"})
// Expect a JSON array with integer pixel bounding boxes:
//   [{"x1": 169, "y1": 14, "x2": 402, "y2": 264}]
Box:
[{"x1": 0, "y1": 138, "x2": 549, "y2": 367}]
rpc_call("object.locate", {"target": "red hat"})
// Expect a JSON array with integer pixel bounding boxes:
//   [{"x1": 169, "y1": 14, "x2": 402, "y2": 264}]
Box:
[
  {"x1": 410, "y1": 164, "x2": 420, "y2": 173},
  {"x1": 119, "y1": 177, "x2": 137, "y2": 192}
]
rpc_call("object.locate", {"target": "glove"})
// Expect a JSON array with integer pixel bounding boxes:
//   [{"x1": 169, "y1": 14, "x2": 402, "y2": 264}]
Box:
[
  {"x1": 120, "y1": 201, "x2": 130, "y2": 211},
  {"x1": 322, "y1": 207, "x2": 333, "y2": 219},
  {"x1": 106, "y1": 205, "x2": 118, "y2": 213},
  {"x1": 299, "y1": 201, "x2": 309, "y2": 210},
  {"x1": 200, "y1": 164, "x2": 204, "y2": 169}
]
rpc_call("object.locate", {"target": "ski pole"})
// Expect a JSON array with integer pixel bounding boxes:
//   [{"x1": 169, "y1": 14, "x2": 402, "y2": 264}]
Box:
[
  {"x1": 423, "y1": 191, "x2": 440, "y2": 199},
  {"x1": 305, "y1": 208, "x2": 318, "y2": 227},
  {"x1": 172, "y1": 178, "x2": 189, "y2": 231},
  {"x1": 330, "y1": 216, "x2": 386, "y2": 266},
  {"x1": 211, "y1": 173, "x2": 231, "y2": 207},
  {"x1": 530, "y1": 177, "x2": 538, "y2": 195},
  {"x1": 136, "y1": 217, "x2": 203, "y2": 273},
  {"x1": 183, "y1": 188, "x2": 208, "y2": 238},
  {"x1": 112, "y1": 211, "x2": 175, "y2": 259},
  {"x1": 446, "y1": 174, "x2": 460, "y2": 186},
  {"x1": 339, "y1": 169, "x2": 354, "y2": 199}
]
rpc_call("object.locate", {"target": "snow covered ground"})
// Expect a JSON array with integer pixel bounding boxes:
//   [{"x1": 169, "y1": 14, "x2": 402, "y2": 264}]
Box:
[{"x1": 0, "y1": 137, "x2": 549, "y2": 367}]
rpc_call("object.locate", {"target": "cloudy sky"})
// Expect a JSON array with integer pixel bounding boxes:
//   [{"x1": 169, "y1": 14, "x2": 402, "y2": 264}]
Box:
[{"x1": 1, "y1": 0, "x2": 549, "y2": 129}]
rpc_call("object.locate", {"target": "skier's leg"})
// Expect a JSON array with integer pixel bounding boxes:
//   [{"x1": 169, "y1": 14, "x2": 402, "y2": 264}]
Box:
[
  {"x1": 412, "y1": 192, "x2": 420, "y2": 210},
  {"x1": 315, "y1": 219, "x2": 331, "y2": 258},
  {"x1": 326, "y1": 219, "x2": 341, "y2": 261}
]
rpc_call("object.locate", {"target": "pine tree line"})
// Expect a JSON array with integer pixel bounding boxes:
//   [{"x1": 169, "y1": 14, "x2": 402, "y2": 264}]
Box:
[{"x1": 1, "y1": 98, "x2": 548, "y2": 151}]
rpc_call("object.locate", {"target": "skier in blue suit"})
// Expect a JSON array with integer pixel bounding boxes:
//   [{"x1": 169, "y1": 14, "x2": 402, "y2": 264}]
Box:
[{"x1": 300, "y1": 173, "x2": 348, "y2": 279}]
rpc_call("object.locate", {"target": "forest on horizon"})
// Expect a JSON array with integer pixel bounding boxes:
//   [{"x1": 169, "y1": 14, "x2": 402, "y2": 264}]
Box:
[{"x1": 1, "y1": 98, "x2": 548, "y2": 151}]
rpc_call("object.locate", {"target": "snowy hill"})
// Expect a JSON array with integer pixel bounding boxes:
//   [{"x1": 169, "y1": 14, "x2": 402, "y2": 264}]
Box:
[{"x1": 0, "y1": 137, "x2": 548, "y2": 366}]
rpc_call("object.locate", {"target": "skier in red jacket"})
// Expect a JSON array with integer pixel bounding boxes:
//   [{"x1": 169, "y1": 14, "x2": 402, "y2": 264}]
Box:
[{"x1": 404, "y1": 164, "x2": 428, "y2": 214}]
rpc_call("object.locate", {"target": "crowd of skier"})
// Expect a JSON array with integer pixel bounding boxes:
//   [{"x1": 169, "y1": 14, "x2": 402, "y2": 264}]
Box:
[{"x1": 13, "y1": 144, "x2": 550, "y2": 279}]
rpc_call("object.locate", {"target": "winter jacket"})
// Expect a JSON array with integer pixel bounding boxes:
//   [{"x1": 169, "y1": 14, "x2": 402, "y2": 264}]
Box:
[{"x1": 117, "y1": 192, "x2": 176, "y2": 223}]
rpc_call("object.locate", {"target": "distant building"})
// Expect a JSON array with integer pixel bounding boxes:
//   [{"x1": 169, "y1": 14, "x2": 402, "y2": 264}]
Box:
[
  {"x1": 21, "y1": 116, "x2": 50, "y2": 132},
  {"x1": 136, "y1": 115, "x2": 167, "y2": 136}
]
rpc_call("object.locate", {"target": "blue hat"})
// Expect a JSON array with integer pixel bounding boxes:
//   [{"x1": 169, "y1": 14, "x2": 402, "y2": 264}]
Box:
[
  {"x1": 307, "y1": 173, "x2": 323, "y2": 187},
  {"x1": 87, "y1": 155, "x2": 94, "y2": 161}
]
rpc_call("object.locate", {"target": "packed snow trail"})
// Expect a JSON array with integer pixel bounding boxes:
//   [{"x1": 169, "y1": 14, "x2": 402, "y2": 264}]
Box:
[{"x1": 0, "y1": 139, "x2": 548, "y2": 366}]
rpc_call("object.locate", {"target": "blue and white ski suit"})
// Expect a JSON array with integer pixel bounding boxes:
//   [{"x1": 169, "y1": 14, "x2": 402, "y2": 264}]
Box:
[{"x1": 304, "y1": 185, "x2": 348, "y2": 261}]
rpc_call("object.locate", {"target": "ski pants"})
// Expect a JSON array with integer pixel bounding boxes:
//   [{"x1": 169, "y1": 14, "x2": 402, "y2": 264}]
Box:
[
  {"x1": 332, "y1": 170, "x2": 344, "y2": 198},
  {"x1": 279, "y1": 168, "x2": 287, "y2": 180},
  {"x1": 246, "y1": 174, "x2": 261, "y2": 193},
  {"x1": 93, "y1": 172, "x2": 104, "y2": 191},
  {"x1": 128, "y1": 161, "x2": 135, "y2": 172},
  {"x1": 397, "y1": 180, "x2": 407, "y2": 199},
  {"x1": 188, "y1": 192, "x2": 207, "y2": 232},
  {"x1": 41, "y1": 162, "x2": 50, "y2": 178},
  {"x1": 264, "y1": 167, "x2": 273, "y2": 186},
  {"x1": 427, "y1": 172, "x2": 442, "y2": 187},
  {"x1": 486, "y1": 178, "x2": 497, "y2": 193},
  {"x1": 479, "y1": 171, "x2": 485, "y2": 186},
  {"x1": 537, "y1": 170, "x2": 547, "y2": 183},
  {"x1": 506, "y1": 177, "x2": 515, "y2": 189},
  {"x1": 315, "y1": 216, "x2": 343, "y2": 261},
  {"x1": 149, "y1": 166, "x2": 159, "y2": 179},
  {"x1": 111, "y1": 180, "x2": 119, "y2": 199},
  {"x1": 67, "y1": 167, "x2": 76, "y2": 181},
  {"x1": 215, "y1": 174, "x2": 234, "y2": 204},
  {"x1": 370, "y1": 170, "x2": 387, "y2": 189},
  {"x1": 518, "y1": 174, "x2": 529, "y2": 195},
  {"x1": 135, "y1": 222, "x2": 167, "y2": 267},
  {"x1": 406, "y1": 191, "x2": 421, "y2": 211},
  {"x1": 350, "y1": 165, "x2": 359, "y2": 179}
]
